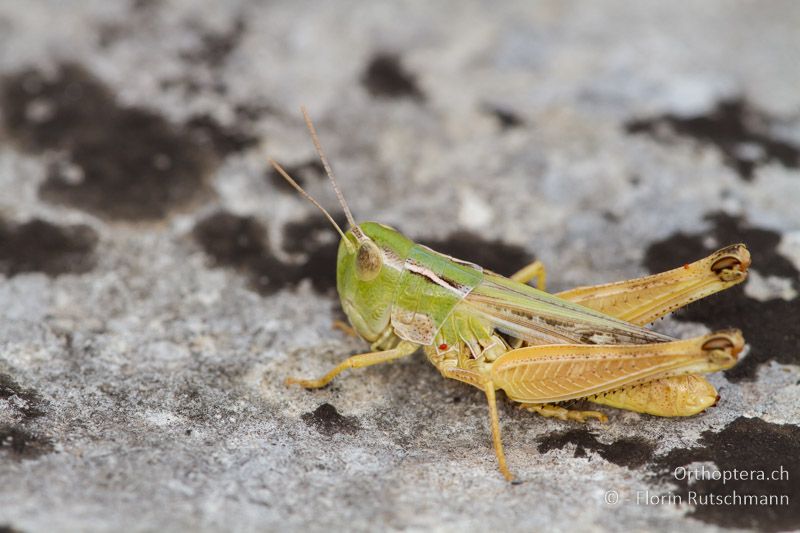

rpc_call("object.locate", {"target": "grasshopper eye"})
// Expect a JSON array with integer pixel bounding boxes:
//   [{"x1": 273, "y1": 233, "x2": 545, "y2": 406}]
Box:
[{"x1": 355, "y1": 240, "x2": 382, "y2": 281}]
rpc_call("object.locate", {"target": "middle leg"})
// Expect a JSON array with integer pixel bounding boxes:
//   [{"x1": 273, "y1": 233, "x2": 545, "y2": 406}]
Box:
[
  {"x1": 510, "y1": 260, "x2": 547, "y2": 290},
  {"x1": 518, "y1": 403, "x2": 607, "y2": 422}
]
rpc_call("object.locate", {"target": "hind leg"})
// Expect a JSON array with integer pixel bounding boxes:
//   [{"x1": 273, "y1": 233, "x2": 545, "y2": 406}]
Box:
[
  {"x1": 556, "y1": 244, "x2": 750, "y2": 325},
  {"x1": 438, "y1": 367, "x2": 515, "y2": 481},
  {"x1": 555, "y1": 244, "x2": 748, "y2": 416},
  {"x1": 589, "y1": 375, "x2": 720, "y2": 416}
]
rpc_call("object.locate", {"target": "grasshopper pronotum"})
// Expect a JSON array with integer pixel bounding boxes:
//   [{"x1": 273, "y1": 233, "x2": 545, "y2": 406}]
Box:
[{"x1": 275, "y1": 108, "x2": 750, "y2": 481}]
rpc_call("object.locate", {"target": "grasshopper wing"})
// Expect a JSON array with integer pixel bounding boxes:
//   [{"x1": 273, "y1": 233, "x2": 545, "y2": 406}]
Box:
[
  {"x1": 463, "y1": 272, "x2": 674, "y2": 346},
  {"x1": 491, "y1": 330, "x2": 742, "y2": 404}
]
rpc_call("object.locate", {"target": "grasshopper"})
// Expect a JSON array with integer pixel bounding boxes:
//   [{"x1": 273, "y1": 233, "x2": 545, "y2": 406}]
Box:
[{"x1": 275, "y1": 108, "x2": 750, "y2": 481}]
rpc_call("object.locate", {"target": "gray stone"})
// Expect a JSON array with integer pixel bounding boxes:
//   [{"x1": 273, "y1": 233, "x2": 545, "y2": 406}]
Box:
[{"x1": 0, "y1": 1, "x2": 798, "y2": 532}]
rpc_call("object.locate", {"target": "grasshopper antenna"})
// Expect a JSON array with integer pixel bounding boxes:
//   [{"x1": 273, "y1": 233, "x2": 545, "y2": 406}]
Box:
[
  {"x1": 269, "y1": 159, "x2": 355, "y2": 254},
  {"x1": 301, "y1": 106, "x2": 365, "y2": 242}
]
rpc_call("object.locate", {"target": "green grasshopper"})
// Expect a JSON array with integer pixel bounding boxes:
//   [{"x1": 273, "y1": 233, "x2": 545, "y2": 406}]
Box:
[{"x1": 275, "y1": 108, "x2": 750, "y2": 481}]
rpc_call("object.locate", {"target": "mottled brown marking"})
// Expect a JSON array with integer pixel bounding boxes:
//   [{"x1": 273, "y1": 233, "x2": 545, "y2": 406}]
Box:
[{"x1": 356, "y1": 241, "x2": 382, "y2": 281}]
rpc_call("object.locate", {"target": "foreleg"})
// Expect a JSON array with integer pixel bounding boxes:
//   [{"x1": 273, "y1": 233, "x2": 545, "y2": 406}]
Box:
[
  {"x1": 518, "y1": 403, "x2": 607, "y2": 423},
  {"x1": 285, "y1": 341, "x2": 418, "y2": 389}
]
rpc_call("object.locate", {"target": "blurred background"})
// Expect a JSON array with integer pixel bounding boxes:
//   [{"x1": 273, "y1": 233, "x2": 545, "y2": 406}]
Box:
[{"x1": 0, "y1": 1, "x2": 798, "y2": 532}]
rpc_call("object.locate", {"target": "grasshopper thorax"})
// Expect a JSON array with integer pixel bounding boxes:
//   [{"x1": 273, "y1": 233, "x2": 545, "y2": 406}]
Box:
[{"x1": 337, "y1": 222, "x2": 413, "y2": 342}]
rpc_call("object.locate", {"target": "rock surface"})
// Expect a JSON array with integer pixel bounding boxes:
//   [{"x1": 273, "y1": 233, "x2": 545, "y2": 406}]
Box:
[{"x1": 0, "y1": 1, "x2": 798, "y2": 532}]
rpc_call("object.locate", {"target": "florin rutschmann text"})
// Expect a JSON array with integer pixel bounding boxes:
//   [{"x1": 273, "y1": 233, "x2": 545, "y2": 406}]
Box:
[{"x1": 635, "y1": 465, "x2": 790, "y2": 506}]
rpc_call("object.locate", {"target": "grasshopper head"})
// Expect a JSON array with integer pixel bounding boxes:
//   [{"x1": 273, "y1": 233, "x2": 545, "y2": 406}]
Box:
[
  {"x1": 271, "y1": 108, "x2": 416, "y2": 342},
  {"x1": 337, "y1": 222, "x2": 413, "y2": 342}
]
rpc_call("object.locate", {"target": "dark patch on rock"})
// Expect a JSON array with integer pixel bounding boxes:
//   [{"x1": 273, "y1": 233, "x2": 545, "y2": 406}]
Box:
[
  {"x1": 0, "y1": 524, "x2": 24, "y2": 533},
  {"x1": 648, "y1": 213, "x2": 797, "y2": 281},
  {"x1": 0, "y1": 424, "x2": 54, "y2": 460},
  {"x1": 234, "y1": 102, "x2": 274, "y2": 123},
  {"x1": 159, "y1": 76, "x2": 204, "y2": 97},
  {"x1": 361, "y1": 53, "x2": 425, "y2": 101},
  {"x1": 281, "y1": 214, "x2": 347, "y2": 294},
  {"x1": 0, "y1": 63, "x2": 254, "y2": 220},
  {"x1": 172, "y1": 379, "x2": 246, "y2": 427},
  {"x1": 646, "y1": 232, "x2": 717, "y2": 277},
  {"x1": 651, "y1": 417, "x2": 799, "y2": 531},
  {"x1": 193, "y1": 211, "x2": 291, "y2": 295},
  {"x1": 0, "y1": 374, "x2": 45, "y2": 420},
  {"x1": 419, "y1": 231, "x2": 534, "y2": 278},
  {"x1": 96, "y1": 22, "x2": 126, "y2": 49},
  {"x1": 0, "y1": 218, "x2": 98, "y2": 277},
  {"x1": 96, "y1": 1, "x2": 160, "y2": 48},
  {"x1": 186, "y1": 115, "x2": 258, "y2": 157},
  {"x1": 626, "y1": 99, "x2": 800, "y2": 181},
  {"x1": 644, "y1": 212, "x2": 799, "y2": 381},
  {"x1": 670, "y1": 286, "x2": 799, "y2": 381},
  {"x1": 167, "y1": 16, "x2": 248, "y2": 97},
  {"x1": 131, "y1": 0, "x2": 160, "y2": 11},
  {"x1": 601, "y1": 211, "x2": 620, "y2": 223},
  {"x1": 1, "y1": 63, "x2": 210, "y2": 219},
  {"x1": 193, "y1": 211, "x2": 344, "y2": 296},
  {"x1": 185, "y1": 114, "x2": 258, "y2": 157},
  {"x1": 181, "y1": 17, "x2": 246, "y2": 68},
  {"x1": 483, "y1": 104, "x2": 524, "y2": 130},
  {"x1": 301, "y1": 403, "x2": 360, "y2": 436},
  {"x1": 537, "y1": 428, "x2": 655, "y2": 468},
  {"x1": 268, "y1": 160, "x2": 324, "y2": 193},
  {"x1": 172, "y1": 384, "x2": 206, "y2": 424}
]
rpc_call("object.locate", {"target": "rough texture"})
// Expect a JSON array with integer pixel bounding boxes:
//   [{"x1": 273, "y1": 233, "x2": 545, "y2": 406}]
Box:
[{"x1": 0, "y1": 1, "x2": 799, "y2": 532}]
